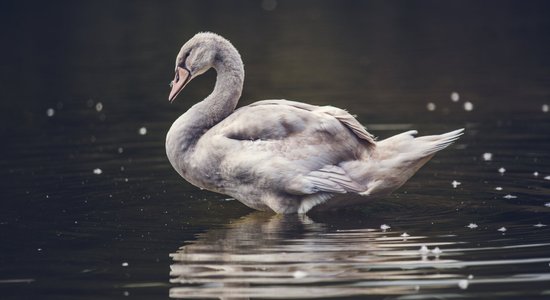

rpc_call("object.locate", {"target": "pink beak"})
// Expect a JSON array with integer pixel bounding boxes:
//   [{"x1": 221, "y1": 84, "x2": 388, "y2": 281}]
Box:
[{"x1": 168, "y1": 66, "x2": 191, "y2": 102}]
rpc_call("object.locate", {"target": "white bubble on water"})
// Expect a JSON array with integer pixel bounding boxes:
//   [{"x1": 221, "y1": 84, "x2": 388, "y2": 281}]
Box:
[
  {"x1": 93, "y1": 168, "x2": 102, "y2": 175},
  {"x1": 543, "y1": 104, "x2": 549, "y2": 113},
  {"x1": 451, "y1": 180, "x2": 461, "y2": 188},
  {"x1": 419, "y1": 245, "x2": 429, "y2": 255},
  {"x1": 544, "y1": 203, "x2": 550, "y2": 207},
  {"x1": 534, "y1": 223, "x2": 547, "y2": 228},
  {"x1": 463, "y1": 101, "x2": 474, "y2": 111},
  {"x1": 138, "y1": 127, "x2": 147, "y2": 135},
  {"x1": 458, "y1": 279, "x2": 469, "y2": 290},
  {"x1": 498, "y1": 167, "x2": 506, "y2": 174},
  {"x1": 431, "y1": 247, "x2": 442, "y2": 256},
  {"x1": 95, "y1": 102, "x2": 103, "y2": 112},
  {"x1": 400, "y1": 232, "x2": 410, "y2": 238},
  {"x1": 293, "y1": 270, "x2": 308, "y2": 279},
  {"x1": 466, "y1": 223, "x2": 478, "y2": 229},
  {"x1": 503, "y1": 194, "x2": 517, "y2": 199},
  {"x1": 380, "y1": 224, "x2": 391, "y2": 231},
  {"x1": 533, "y1": 171, "x2": 539, "y2": 177},
  {"x1": 497, "y1": 227, "x2": 507, "y2": 232},
  {"x1": 544, "y1": 175, "x2": 550, "y2": 181},
  {"x1": 46, "y1": 108, "x2": 55, "y2": 117},
  {"x1": 121, "y1": 262, "x2": 129, "y2": 267},
  {"x1": 426, "y1": 102, "x2": 436, "y2": 111},
  {"x1": 482, "y1": 152, "x2": 493, "y2": 161},
  {"x1": 117, "y1": 147, "x2": 124, "y2": 154},
  {"x1": 495, "y1": 186, "x2": 503, "y2": 191},
  {"x1": 451, "y1": 92, "x2": 460, "y2": 102}
]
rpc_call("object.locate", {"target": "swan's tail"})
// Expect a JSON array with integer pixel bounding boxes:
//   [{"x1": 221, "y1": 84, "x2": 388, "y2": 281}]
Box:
[
  {"x1": 358, "y1": 128, "x2": 464, "y2": 196},
  {"x1": 376, "y1": 128, "x2": 464, "y2": 159}
]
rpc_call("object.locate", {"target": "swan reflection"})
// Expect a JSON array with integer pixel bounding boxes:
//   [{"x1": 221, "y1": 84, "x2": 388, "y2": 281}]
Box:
[{"x1": 169, "y1": 212, "x2": 466, "y2": 299}]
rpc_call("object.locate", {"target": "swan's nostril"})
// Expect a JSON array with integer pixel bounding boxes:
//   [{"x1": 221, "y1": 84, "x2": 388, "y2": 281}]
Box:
[{"x1": 169, "y1": 81, "x2": 174, "y2": 87}]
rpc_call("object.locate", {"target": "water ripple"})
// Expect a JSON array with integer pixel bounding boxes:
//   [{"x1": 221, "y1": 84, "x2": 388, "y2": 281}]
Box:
[{"x1": 170, "y1": 212, "x2": 550, "y2": 299}]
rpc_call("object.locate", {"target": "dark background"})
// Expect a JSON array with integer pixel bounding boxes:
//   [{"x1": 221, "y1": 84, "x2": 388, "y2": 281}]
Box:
[{"x1": 1, "y1": 1, "x2": 549, "y2": 299}]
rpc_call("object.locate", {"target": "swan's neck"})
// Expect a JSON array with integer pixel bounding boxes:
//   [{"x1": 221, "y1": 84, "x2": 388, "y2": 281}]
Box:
[
  {"x1": 166, "y1": 44, "x2": 244, "y2": 166},
  {"x1": 197, "y1": 56, "x2": 244, "y2": 125}
]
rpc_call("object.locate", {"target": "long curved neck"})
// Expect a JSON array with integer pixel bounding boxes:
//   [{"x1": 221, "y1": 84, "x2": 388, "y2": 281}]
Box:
[
  {"x1": 194, "y1": 51, "x2": 244, "y2": 126},
  {"x1": 166, "y1": 41, "x2": 244, "y2": 166}
]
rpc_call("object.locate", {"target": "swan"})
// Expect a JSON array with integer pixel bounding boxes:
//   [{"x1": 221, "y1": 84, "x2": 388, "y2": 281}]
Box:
[{"x1": 166, "y1": 32, "x2": 463, "y2": 214}]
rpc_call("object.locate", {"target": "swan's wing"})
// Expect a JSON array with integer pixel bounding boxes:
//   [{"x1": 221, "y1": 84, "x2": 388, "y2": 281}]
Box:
[
  {"x1": 287, "y1": 165, "x2": 365, "y2": 195},
  {"x1": 210, "y1": 99, "x2": 371, "y2": 200},
  {"x1": 248, "y1": 100, "x2": 376, "y2": 145}
]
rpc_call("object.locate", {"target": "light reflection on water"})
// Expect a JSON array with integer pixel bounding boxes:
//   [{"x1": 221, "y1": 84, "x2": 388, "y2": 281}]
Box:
[
  {"x1": 169, "y1": 212, "x2": 550, "y2": 299},
  {"x1": 2, "y1": 1, "x2": 550, "y2": 299}
]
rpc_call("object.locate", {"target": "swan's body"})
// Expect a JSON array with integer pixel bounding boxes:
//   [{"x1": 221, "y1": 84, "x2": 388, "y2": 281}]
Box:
[{"x1": 166, "y1": 32, "x2": 463, "y2": 214}]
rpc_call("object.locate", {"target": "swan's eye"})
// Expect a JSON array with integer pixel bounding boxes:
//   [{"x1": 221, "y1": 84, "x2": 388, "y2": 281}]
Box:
[{"x1": 180, "y1": 51, "x2": 191, "y2": 68}]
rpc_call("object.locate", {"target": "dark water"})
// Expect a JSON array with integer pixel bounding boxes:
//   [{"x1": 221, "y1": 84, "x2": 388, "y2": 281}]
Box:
[{"x1": 1, "y1": 1, "x2": 550, "y2": 299}]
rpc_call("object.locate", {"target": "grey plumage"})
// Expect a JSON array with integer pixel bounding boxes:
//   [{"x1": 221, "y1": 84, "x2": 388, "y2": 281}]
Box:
[{"x1": 166, "y1": 32, "x2": 463, "y2": 214}]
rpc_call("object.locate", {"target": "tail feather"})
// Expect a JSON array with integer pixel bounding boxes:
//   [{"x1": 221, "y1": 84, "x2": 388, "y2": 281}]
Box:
[
  {"x1": 414, "y1": 128, "x2": 464, "y2": 156},
  {"x1": 376, "y1": 128, "x2": 464, "y2": 159},
  {"x1": 335, "y1": 128, "x2": 464, "y2": 200}
]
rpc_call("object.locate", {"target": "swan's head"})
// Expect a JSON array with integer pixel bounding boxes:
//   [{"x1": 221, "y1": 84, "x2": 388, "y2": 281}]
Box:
[{"x1": 168, "y1": 32, "x2": 224, "y2": 102}]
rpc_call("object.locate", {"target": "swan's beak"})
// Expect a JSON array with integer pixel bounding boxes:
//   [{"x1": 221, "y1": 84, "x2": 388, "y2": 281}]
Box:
[{"x1": 168, "y1": 66, "x2": 191, "y2": 102}]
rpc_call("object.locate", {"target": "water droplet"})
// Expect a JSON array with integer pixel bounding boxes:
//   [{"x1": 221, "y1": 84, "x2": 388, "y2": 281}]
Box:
[
  {"x1": 544, "y1": 202, "x2": 550, "y2": 207},
  {"x1": 121, "y1": 262, "x2": 129, "y2": 267},
  {"x1": 123, "y1": 291, "x2": 130, "y2": 296},
  {"x1": 544, "y1": 176, "x2": 550, "y2": 181},
  {"x1": 93, "y1": 168, "x2": 102, "y2": 175},
  {"x1": 451, "y1": 92, "x2": 460, "y2": 102},
  {"x1": 138, "y1": 127, "x2": 147, "y2": 135},
  {"x1": 534, "y1": 223, "x2": 547, "y2": 228},
  {"x1": 46, "y1": 108, "x2": 55, "y2": 117},
  {"x1": 431, "y1": 247, "x2": 442, "y2": 256},
  {"x1": 451, "y1": 180, "x2": 461, "y2": 188},
  {"x1": 498, "y1": 167, "x2": 506, "y2": 174},
  {"x1": 463, "y1": 101, "x2": 474, "y2": 111},
  {"x1": 543, "y1": 104, "x2": 549, "y2": 113},
  {"x1": 495, "y1": 186, "x2": 503, "y2": 191},
  {"x1": 503, "y1": 194, "x2": 517, "y2": 199},
  {"x1": 293, "y1": 270, "x2": 308, "y2": 279},
  {"x1": 117, "y1": 147, "x2": 124, "y2": 154},
  {"x1": 380, "y1": 224, "x2": 391, "y2": 231},
  {"x1": 533, "y1": 171, "x2": 539, "y2": 177},
  {"x1": 419, "y1": 245, "x2": 429, "y2": 255},
  {"x1": 468, "y1": 274, "x2": 474, "y2": 280},
  {"x1": 466, "y1": 223, "x2": 478, "y2": 229},
  {"x1": 497, "y1": 227, "x2": 507, "y2": 232},
  {"x1": 95, "y1": 102, "x2": 103, "y2": 112},
  {"x1": 482, "y1": 152, "x2": 493, "y2": 161},
  {"x1": 458, "y1": 279, "x2": 469, "y2": 290},
  {"x1": 400, "y1": 232, "x2": 410, "y2": 237},
  {"x1": 426, "y1": 102, "x2": 436, "y2": 111}
]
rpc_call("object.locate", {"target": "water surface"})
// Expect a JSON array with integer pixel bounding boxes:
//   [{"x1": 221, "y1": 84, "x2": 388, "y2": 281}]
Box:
[{"x1": 1, "y1": 1, "x2": 550, "y2": 299}]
